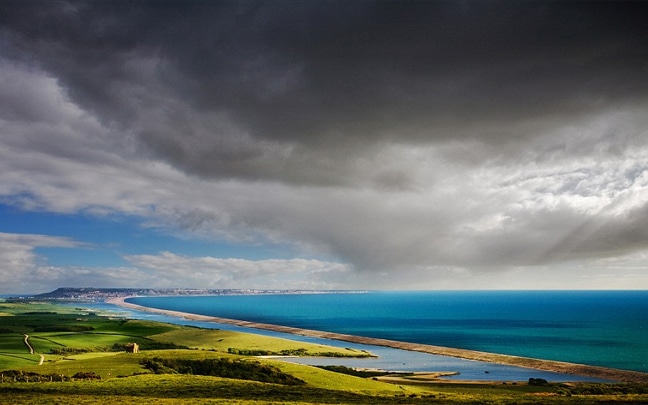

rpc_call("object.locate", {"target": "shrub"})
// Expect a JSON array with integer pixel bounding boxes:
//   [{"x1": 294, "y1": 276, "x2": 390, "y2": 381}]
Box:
[
  {"x1": 50, "y1": 347, "x2": 93, "y2": 355},
  {"x1": 316, "y1": 365, "x2": 389, "y2": 378},
  {"x1": 141, "y1": 359, "x2": 178, "y2": 374},
  {"x1": 33, "y1": 325, "x2": 95, "y2": 332},
  {"x1": 142, "y1": 357, "x2": 305, "y2": 385},
  {"x1": 111, "y1": 341, "x2": 188, "y2": 352},
  {"x1": 22, "y1": 312, "x2": 58, "y2": 315},
  {"x1": 228, "y1": 348, "x2": 271, "y2": 356},
  {"x1": 72, "y1": 371, "x2": 101, "y2": 380},
  {"x1": 528, "y1": 378, "x2": 548, "y2": 386}
]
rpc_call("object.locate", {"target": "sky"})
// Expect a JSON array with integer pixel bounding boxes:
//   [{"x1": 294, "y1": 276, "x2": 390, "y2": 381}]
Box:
[{"x1": 1, "y1": 1, "x2": 648, "y2": 294}]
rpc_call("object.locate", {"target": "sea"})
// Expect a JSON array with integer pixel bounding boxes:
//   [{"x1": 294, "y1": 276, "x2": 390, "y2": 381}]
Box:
[{"x1": 115, "y1": 290, "x2": 648, "y2": 381}]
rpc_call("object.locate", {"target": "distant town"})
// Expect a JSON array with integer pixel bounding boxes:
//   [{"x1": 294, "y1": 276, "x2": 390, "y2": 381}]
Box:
[{"x1": 8, "y1": 287, "x2": 370, "y2": 302}]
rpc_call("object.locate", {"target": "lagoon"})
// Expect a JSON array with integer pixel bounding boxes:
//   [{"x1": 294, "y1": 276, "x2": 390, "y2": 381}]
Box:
[{"x1": 92, "y1": 299, "x2": 604, "y2": 382}]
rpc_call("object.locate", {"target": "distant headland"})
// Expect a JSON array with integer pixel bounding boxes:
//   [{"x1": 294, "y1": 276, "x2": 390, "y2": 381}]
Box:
[{"x1": 7, "y1": 287, "x2": 370, "y2": 302}]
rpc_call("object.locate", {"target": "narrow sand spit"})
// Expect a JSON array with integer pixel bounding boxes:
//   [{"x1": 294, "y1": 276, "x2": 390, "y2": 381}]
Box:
[{"x1": 107, "y1": 296, "x2": 648, "y2": 383}]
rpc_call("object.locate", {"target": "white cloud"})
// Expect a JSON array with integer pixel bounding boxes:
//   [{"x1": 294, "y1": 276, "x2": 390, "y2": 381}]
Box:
[
  {"x1": 125, "y1": 252, "x2": 352, "y2": 290},
  {"x1": 0, "y1": 232, "x2": 87, "y2": 293}
]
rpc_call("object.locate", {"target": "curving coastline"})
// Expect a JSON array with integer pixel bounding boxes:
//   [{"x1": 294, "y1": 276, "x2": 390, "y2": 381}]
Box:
[{"x1": 107, "y1": 296, "x2": 648, "y2": 383}]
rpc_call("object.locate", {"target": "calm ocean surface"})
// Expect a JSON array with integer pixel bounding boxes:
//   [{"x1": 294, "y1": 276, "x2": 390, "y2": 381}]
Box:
[{"x1": 127, "y1": 290, "x2": 648, "y2": 373}]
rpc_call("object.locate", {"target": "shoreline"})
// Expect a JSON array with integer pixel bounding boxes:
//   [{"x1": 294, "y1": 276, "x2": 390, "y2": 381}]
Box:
[{"x1": 107, "y1": 296, "x2": 648, "y2": 383}]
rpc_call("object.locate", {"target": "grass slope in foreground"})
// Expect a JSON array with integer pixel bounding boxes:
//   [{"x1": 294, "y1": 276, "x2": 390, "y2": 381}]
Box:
[{"x1": 1, "y1": 301, "x2": 648, "y2": 404}]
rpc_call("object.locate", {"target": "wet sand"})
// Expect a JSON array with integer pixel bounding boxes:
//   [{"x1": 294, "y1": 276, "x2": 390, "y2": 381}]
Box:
[{"x1": 107, "y1": 296, "x2": 648, "y2": 383}]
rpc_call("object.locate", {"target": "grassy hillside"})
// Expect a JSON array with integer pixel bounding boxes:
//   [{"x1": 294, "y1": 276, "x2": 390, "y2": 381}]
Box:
[
  {"x1": 2, "y1": 300, "x2": 648, "y2": 404},
  {"x1": 0, "y1": 301, "x2": 366, "y2": 369}
]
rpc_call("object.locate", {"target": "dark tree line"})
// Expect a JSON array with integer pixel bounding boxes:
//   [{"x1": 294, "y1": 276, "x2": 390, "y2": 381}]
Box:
[{"x1": 142, "y1": 357, "x2": 305, "y2": 385}]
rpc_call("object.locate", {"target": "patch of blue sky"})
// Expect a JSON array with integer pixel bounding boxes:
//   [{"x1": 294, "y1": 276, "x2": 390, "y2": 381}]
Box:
[{"x1": 0, "y1": 203, "x2": 299, "y2": 267}]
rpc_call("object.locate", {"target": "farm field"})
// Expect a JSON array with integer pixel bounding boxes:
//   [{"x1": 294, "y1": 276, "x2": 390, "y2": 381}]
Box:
[{"x1": 1, "y1": 300, "x2": 648, "y2": 404}]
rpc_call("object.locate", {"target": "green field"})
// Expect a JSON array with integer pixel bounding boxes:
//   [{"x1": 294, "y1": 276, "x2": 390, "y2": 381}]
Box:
[{"x1": 1, "y1": 300, "x2": 648, "y2": 404}]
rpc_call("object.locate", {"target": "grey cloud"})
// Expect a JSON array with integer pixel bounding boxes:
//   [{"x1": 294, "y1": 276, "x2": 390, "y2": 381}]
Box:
[{"x1": 2, "y1": 1, "x2": 647, "y2": 186}]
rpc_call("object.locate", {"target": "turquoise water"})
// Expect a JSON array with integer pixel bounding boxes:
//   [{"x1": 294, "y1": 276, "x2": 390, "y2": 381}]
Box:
[{"x1": 128, "y1": 290, "x2": 648, "y2": 373}]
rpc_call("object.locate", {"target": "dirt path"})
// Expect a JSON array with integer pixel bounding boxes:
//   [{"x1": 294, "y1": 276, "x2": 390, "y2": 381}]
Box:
[
  {"x1": 23, "y1": 334, "x2": 44, "y2": 365},
  {"x1": 108, "y1": 296, "x2": 648, "y2": 383},
  {"x1": 23, "y1": 334, "x2": 34, "y2": 354}
]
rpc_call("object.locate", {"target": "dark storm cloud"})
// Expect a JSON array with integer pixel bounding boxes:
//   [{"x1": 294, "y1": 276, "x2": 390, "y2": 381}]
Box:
[{"x1": 2, "y1": 1, "x2": 647, "y2": 186}]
